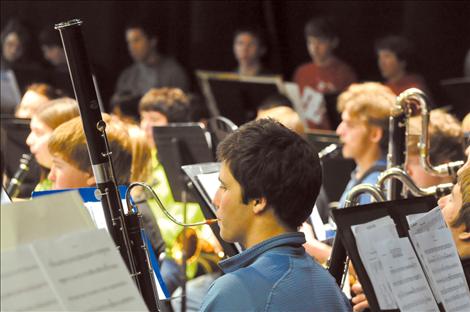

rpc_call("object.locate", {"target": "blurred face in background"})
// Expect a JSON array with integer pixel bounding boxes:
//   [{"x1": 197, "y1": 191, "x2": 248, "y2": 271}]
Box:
[
  {"x1": 377, "y1": 49, "x2": 406, "y2": 81},
  {"x1": 336, "y1": 111, "x2": 370, "y2": 161},
  {"x1": 140, "y1": 110, "x2": 168, "y2": 146},
  {"x1": 233, "y1": 32, "x2": 264, "y2": 66},
  {"x1": 26, "y1": 117, "x2": 53, "y2": 169},
  {"x1": 306, "y1": 36, "x2": 337, "y2": 66},
  {"x1": 126, "y1": 28, "x2": 155, "y2": 63},
  {"x1": 2, "y1": 32, "x2": 23, "y2": 63},
  {"x1": 41, "y1": 45, "x2": 66, "y2": 67}
]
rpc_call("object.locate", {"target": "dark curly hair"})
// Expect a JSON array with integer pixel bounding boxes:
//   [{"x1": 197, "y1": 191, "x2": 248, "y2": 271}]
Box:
[{"x1": 217, "y1": 118, "x2": 322, "y2": 229}]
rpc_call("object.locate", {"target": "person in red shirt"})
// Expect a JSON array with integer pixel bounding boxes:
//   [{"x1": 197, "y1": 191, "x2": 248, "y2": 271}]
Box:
[
  {"x1": 293, "y1": 17, "x2": 357, "y2": 130},
  {"x1": 375, "y1": 35, "x2": 430, "y2": 96}
]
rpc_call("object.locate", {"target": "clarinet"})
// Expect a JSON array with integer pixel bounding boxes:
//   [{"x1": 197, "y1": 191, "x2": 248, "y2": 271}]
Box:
[
  {"x1": 6, "y1": 153, "x2": 32, "y2": 198},
  {"x1": 55, "y1": 19, "x2": 159, "y2": 311}
]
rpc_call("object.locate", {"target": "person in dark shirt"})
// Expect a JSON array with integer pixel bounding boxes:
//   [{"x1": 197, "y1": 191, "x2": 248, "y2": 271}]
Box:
[
  {"x1": 233, "y1": 27, "x2": 273, "y2": 76},
  {"x1": 111, "y1": 20, "x2": 189, "y2": 120}
]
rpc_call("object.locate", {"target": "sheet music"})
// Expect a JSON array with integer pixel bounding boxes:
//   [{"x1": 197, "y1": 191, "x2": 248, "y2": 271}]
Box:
[
  {"x1": 1, "y1": 186, "x2": 11, "y2": 203},
  {"x1": 310, "y1": 205, "x2": 327, "y2": 241},
  {"x1": 1, "y1": 229, "x2": 148, "y2": 311},
  {"x1": 413, "y1": 228, "x2": 470, "y2": 312},
  {"x1": 376, "y1": 237, "x2": 439, "y2": 312},
  {"x1": 196, "y1": 171, "x2": 220, "y2": 203},
  {"x1": 408, "y1": 207, "x2": 448, "y2": 302},
  {"x1": 1, "y1": 191, "x2": 95, "y2": 250},
  {"x1": 299, "y1": 86, "x2": 326, "y2": 127},
  {"x1": 283, "y1": 82, "x2": 302, "y2": 109},
  {"x1": 351, "y1": 216, "x2": 398, "y2": 309}
]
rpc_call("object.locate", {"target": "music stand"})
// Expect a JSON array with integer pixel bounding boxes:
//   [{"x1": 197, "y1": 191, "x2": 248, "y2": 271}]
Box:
[
  {"x1": 181, "y1": 162, "x2": 242, "y2": 257},
  {"x1": 329, "y1": 196, "x2": 438, "y2": 312},
  {"x1": 152, "y1": 122, "x2": 214, "y2": 202},
  {"x1": 196, "y1": 70, "x2": 285, "y2": 125},
  {"x1": 0, "y1": 117, "x2": 40, "y2": 198},
  {"x1": 440, "y1": 77, "x2": 470, "y2": 120},
  {"x1": 206, "y1": 116, "x2": 238, "y2": 158}
]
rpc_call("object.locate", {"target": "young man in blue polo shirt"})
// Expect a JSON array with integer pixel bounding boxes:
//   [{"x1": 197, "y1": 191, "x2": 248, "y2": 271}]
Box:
[{"x1": 200, "y1": 119, "x2": 351, "y2": 311}]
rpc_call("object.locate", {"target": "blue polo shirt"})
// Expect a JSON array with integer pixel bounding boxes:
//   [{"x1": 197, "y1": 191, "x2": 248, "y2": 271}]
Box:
[
  {"x1": 200, "y1": 232, "x2": 351, "y2": 311},
  {"x1": 338, "y1": 158, "x2": 387, "y2": 208}
]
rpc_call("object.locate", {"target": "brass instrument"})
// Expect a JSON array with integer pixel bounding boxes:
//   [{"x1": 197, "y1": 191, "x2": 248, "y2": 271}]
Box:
[
  {"x1": 397, "y1": 88, "x2": 463, "y2": 178},
  {"x1": 377, "y1": 167, "x2": 453, "y2": 199}
]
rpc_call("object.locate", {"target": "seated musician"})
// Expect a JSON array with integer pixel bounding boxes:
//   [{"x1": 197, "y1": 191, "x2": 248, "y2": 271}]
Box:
[
  {"x1": 200, "y1": 118, "x2": 351, "y2": 311},
  {"x1": 139, "y1": 87, "x2": 219, "y2": 294},
  {"x1": 301, "y1": 82, "x2": 395, "y2": 265},
  {"x1": 15, "y1": 83, "x2": 63, "y2": 119},
  {"x1": 26, "y1": 97, "x2": 79, "y2": 192},
  {"x1": 46, "y1": 115, "x2": 166, "y2": 262},
  {"x1": 406, "y1": 109, "x2": 465, "y2": 188}
]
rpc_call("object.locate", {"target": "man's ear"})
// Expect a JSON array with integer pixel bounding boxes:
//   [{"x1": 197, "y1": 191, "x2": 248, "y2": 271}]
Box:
[
  {"x1": 252, "y1": 197, "x2": 267, "y2": 214},
  {"x1": 86, "y1": 175, "x2": 96, "y2": 187},
  {"x1": 369, "y1": 125, "x2": 383, "y2": 144},
  {"x1": 458, "y1": 231, "x2": 470, "y2": 241}
]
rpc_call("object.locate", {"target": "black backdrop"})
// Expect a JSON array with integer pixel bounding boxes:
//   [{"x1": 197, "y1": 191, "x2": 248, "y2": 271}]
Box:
[{"x1": 2, "y1": 0, "x2": 470, "y2": 110}]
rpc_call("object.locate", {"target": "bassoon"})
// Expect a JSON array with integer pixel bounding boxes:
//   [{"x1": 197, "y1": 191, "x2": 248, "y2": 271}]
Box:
[{"x1": 55, "y1": 19, "x2": 159, "y2": 311}]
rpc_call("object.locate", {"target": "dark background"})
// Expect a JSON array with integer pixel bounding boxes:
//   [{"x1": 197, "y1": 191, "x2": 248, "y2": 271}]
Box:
[{"x1": 2, "y1": 0, "x2": 470, "y2": 110}]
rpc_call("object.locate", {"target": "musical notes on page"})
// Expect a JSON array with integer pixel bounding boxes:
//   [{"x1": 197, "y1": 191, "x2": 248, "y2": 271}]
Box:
[
  {"x1": 1, "y1": 229, "x2": 148, "y2": 311},
  {"x1": 375, "y1": 238, "x2": 439, "y2": 312},
  {"x1": 351, "y1": 216, "x2": 399, "y2": 310}
]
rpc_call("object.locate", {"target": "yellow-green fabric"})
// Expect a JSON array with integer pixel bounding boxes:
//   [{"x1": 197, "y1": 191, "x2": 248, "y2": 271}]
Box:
[
  {"x1": 33, "y1": 178, "x2": 52, "y2": 192},
  {"x1": 147, "y1": 148, "x2": 205, "y2": 278}
]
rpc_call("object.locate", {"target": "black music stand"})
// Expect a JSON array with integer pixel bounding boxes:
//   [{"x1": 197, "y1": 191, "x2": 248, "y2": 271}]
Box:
[
  {"x1": 181, "y1": 162, "x2": 242, "y2": 258},
  {"x1": 0, "y1": 117, "x2": 40, "y2": 198},
  {"x1": 440, "y1": 77, "x2": 470, "y2": 120},
  {"x1": 152, "y1": 123, "x2": 214, "y2": 202},
  {"x1": 197, "y1": 71, "x2": 284, "y2": 125},
  {"x1": 329, "y1": 196, "x2": 439, "y2": 312}
]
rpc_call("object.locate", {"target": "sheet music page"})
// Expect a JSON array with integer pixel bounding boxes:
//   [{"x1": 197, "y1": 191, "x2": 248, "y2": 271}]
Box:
[
  {"x1": 408, "y1": 206, "x2": 449, "y2": 303},
  {"x1": 0, "y1": 191, "x2": 95, "y2": 250},
  {"x1": 376, "y1": 237, "x2": 439, "y2": 312},
  {"x1": 32, "y1": 229, "x2": 148, "y2": 311},
  {"x1": 1, "y1": 245, "x2": 66, "y2": 311},
  {"x1": 310, "y1": 205, "x2": 327, "y2": 241},
  {"x1": 283, "y1": 82, "x2": 302, "y2": 109},
  {"x1": 1, "y1": 186, "x2": 11, "y2": 203},
  {"x1": 414, "y1": 228, "x2": 470, "y2": 311},
  {"x1": 1, "y1": 229, "x2": 148, "y2": 311},
  {"x1": 196, "y1": 171, "x2": 220, "y2": 202},
  {"x1": 351, "y1": 216, "x2": 398, "y2": 309},
  {"x1": 406, "y1": 212, "x2": 427, "y2": 225},
  {"x1": 298, "y1": 86, "x2": 326, "y2": 127}
]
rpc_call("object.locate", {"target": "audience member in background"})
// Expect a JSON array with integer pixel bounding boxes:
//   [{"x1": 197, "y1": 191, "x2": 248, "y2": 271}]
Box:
[
  {"x1": 38, "y1": 27, "x2": 74, "y2": 96},
  {"x1": 111, "y1": 20, "x2": 189, "y2": 120},
  {"x1": 25, "y1": 97, "x2": 79, "y2": 192},
  {"x1": 138, "y1": 87, "x2": 218, "y2": 295},
  {"x1": 15, "y1": 83, "x2": 62, "y2": 119},
  {"x1": 1, "y1": 18, "x2": 36, "y2": 71},
  {"x1": 293, "y1": 16, "x2": 357, "y2": 130},
  {"x1": 233, "y1": 27, "x2": 272, "y2": 76},
  {"x1": 1, "y1": 18, "x2": 46, "y2": 92},
  {"x1": 47, "y1": 114, "x2": 165, "y2": 260},
  {"x1": 406, "y1": 109, "x2": 465, "y2": 188},
  {"x1": 375, "y1": 35, "x2": 430, "y2": 96}
]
